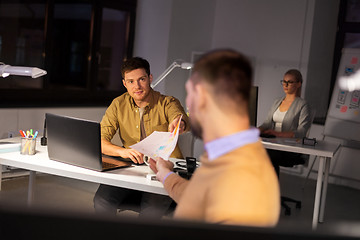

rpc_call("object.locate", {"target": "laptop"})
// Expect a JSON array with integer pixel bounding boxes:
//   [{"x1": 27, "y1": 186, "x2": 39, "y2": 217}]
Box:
[{"x1": 46, "y1": 113, "x2": 132, "y2": 171}]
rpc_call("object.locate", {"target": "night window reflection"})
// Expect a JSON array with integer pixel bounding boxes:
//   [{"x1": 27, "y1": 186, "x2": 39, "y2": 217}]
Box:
[{"x1": 0, "y1": 0, "x2": 136, "y2": 107}]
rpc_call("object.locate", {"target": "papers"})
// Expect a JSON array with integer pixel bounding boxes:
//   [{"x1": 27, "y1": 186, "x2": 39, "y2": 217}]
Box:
[
  {"x1": 130, "y1": 116, "x2": 182, "y2": 160},
  {"x1": 0, "y1": 141, "x2": 21, "y2": 153}
]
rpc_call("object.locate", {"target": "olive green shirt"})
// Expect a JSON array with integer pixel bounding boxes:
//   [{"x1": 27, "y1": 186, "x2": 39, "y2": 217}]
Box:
[{"x1": 101, "y1": 89, "x2": 190, "y2": 159}]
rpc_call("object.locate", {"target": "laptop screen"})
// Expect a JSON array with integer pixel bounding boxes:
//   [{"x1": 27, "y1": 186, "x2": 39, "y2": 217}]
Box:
[{"x1": 46, "y1": 113, "x2": 103, "y2": 171}]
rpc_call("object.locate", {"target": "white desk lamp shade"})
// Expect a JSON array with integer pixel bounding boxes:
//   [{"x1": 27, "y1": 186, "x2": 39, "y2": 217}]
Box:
[
  {"x1": 180, "y1": 62, "x2": 193, "y2": 70},
  {"x1": 0, "y1": 64, "x2": 47, "y2": 78}
]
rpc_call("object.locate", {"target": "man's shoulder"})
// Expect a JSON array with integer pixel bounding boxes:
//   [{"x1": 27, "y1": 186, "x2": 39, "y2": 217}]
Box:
[
  {"x1": 105, "y1": 93, "x2": 131, "y2": 113},
  {"x1": 111, "y1": 92, "x2": 130, "y2": 104},
  {"x1": 152, "y1": 90, "x2": 178, "y2": 103},
  {"x1": 221, "y1": 141, "x2": 267, "y2": 161}
]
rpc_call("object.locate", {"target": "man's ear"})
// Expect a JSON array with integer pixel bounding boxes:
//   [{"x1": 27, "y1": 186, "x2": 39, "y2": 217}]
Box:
[
  {"x1": 122, "y1": 79, "x2": 127, "y2": 88},
  {"x1": 195, "y1": 83, "x2": 207, "y2": 110},
  {"x1": 149, "y1": 74, "x2": 153, "y2": 84}
]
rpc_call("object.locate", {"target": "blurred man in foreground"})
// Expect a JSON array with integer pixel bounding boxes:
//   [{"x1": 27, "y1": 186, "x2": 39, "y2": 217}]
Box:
[{"x1": 150, "y1": 49, "x2": 280, "y2": 226}]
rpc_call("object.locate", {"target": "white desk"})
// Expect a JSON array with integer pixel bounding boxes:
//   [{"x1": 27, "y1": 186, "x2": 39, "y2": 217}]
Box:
[
  {"x1": 0, "y1": 138, "x2": 170, "y2": 204},
  {"x1": 262, "y1": 138, "x2": 341, "y2": 229},
  {"x1": 1, "y1": 137, "x2": 340, "y2": 229}
]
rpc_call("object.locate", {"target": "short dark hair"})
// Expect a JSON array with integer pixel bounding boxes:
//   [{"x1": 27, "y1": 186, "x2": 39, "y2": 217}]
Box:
[
  {"x1": 191, "y1": 49, "x2": 253, "y2": 109},
  {"x1": 121, "y1": 57, "x2": 151, "y2": 78}
]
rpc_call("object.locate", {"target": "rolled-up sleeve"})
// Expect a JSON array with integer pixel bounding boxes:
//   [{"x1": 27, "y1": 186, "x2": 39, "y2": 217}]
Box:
[{"x1": 165, "y1": 97, "x2": 190, "y2": 132}]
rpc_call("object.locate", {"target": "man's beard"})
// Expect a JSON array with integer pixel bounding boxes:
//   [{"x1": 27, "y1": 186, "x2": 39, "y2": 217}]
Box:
[{"x1": 190, "y1": 117, "x2": 203, "y2": 140}]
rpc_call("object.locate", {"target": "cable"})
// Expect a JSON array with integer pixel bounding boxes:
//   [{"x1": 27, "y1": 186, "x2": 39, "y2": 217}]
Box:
[{"x1": 41, "y1": 118, "x2": 47, "y2": 146}]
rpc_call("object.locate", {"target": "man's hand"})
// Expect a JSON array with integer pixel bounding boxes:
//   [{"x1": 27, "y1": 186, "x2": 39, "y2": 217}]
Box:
[
  {"x1": 261, "y1": 129, "x2": 294, "y2": 138},
  {"x1": 168, "y1": 116, "x2": 186, "y2": 134},
  {"x1": 262, "y1": 129, "x2": 278, "y2": 136},
  {"x1": 101, "y1": 139, "x2": 144, "y2": 164},
  {"x1": 119, "y1": 148, "x2": 144, "y2": 164},
  {"x1": 149, "y1": 157, "x2": 174, "y2": 183}
]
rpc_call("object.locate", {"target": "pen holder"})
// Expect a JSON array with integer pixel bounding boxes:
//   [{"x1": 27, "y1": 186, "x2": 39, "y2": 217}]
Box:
[{"x1": 20, "y1": 137, "x2": 36, "y2": 155}]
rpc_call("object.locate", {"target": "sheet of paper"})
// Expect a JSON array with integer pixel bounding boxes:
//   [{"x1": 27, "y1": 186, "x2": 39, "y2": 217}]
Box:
[
  {"x1": 0, "y1": 141, "x2": 21, "y2": 153},
  {"x1": 130, "y1": 116, "x2": 182, "y2": 160}
]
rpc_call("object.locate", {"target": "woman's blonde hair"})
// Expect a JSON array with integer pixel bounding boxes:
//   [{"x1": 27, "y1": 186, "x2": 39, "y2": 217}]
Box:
[{"x1": 285, "y1": 69, "x2": 302, "y2": 97}]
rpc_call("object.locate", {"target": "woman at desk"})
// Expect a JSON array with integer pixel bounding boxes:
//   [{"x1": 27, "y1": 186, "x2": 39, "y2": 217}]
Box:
[{"x1": 258, "y1": 69, "x2": 312, "y2": 175}]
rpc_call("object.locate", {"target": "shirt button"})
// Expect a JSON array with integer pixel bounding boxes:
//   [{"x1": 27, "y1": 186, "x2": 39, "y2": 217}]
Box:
[
  {"x1": 135, "y1": 109, "x2": 138, "y2": 113},
  {"x1": 136, "y1": 125, "x2": 139, "y2": 128}
]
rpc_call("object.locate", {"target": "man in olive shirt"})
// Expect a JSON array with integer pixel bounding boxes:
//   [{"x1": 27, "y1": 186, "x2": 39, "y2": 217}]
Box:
[{"x1": 94, "y1": 57, "x2": 189, "y2": 217}]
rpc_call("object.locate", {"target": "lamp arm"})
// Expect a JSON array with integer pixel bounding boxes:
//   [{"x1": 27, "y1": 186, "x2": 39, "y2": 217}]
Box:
[{"x1": 151, "y1": 61, "x2": 181, "y2": 88}]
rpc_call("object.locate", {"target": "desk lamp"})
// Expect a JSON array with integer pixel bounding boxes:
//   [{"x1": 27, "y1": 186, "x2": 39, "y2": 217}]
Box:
[
  {"x1": 151, "y1": 60, "x2": 193, "y2": 88},
  {"x1": 0, "y1": 63, "x2": 47, "y2": 78}
]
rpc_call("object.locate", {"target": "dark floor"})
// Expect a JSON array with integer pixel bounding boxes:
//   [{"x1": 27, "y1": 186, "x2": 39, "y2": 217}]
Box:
[
  {"x1": 1, "y1": 170, "x2": 360, "y2": 233},
  {"x1": 278, "y1": 171, "x2": 360, "y2": 230}
]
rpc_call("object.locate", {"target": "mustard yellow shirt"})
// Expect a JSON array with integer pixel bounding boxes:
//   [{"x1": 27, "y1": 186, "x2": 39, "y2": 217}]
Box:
[
  {"x1": 101, "y1": 89, "x2": 190, "y2": 158},
  {"x1": 164, "y1": 141, "x2": 280, "y2": 227}
]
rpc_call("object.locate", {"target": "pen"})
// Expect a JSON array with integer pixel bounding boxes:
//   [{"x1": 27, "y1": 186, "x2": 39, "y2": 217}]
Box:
[
  {"x1": 33, "y1": 131, "x2": 39, "y2": 139},
  {"x1": 19, "y1": 130, "x2": 25, "y2": 137}
]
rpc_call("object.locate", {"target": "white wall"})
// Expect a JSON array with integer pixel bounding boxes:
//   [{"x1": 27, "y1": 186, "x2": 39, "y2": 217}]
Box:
[
  {"x1": 165, "y1": 0, "x2": 217, "y2": 107},
  {"x1": 133, "y1": 0, "x2": 173, "y2": 94},
  {"x1": 0, "y1": 108, "x2": 106, "y2": 139},
  {"x1": 211, "y1": 0, "x2": 315, "y2": 125},
  {"x1": 144, "y1": 0, "x2": 320, "y2": 126}
]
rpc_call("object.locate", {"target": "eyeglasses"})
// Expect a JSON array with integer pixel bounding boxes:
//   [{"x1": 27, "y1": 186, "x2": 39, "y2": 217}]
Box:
[{"x1": 280, "y1": 80, "x2": 298, "y2": 86}]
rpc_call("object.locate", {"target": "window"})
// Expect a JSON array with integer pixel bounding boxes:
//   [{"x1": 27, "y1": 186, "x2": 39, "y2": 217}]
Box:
[
  {"x1": 96, "y1": 7, "x2": 130, "y2": 93},
  {"x1": 0, "y1": 3, "x2": 46, "y2": 90},
  {"x1": 0, "y1": 0, "x2": 136, "y2": 107},
  {"x1": 49, "y1": 3, "x2": 92, "y2": 90}
]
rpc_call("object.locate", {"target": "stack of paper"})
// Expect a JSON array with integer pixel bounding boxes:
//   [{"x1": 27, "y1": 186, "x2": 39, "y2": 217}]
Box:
[{"x1": 0, "y1": 142, "x2": 21, "y2": 153}]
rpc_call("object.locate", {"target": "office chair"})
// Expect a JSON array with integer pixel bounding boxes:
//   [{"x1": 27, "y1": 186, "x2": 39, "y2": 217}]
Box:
[
  {"x1": 279, "y1": 155, "x2": 307, "y2": 215},
  {"x1": 268, "y1": 150, "x2": 306, "y2": 215}
]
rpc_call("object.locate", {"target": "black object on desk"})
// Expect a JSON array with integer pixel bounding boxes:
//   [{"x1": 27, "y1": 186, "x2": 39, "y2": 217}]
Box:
[
  {"x1": 174, "y1": 157, "x2": 198, "y2": 179},
  {"x1": 186, "y1": 157, "x2": 197, "y2": 174},
  {"x1": 260, "y1": 133, "x2": 276, "y2": 138},
  {"x1": 303, "y1": 137, "x2": 317, "y2": 146}
]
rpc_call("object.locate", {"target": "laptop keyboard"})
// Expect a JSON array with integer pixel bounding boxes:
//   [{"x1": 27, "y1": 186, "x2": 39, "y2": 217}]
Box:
[{"x1": 102, "y1": 161, "x2": 119, "y2": 169}]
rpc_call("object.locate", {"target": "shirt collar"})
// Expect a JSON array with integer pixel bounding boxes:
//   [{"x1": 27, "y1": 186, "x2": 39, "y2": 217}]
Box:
[{"x1": 205, "y1": 128, "x2": 260, "y2": 161}]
